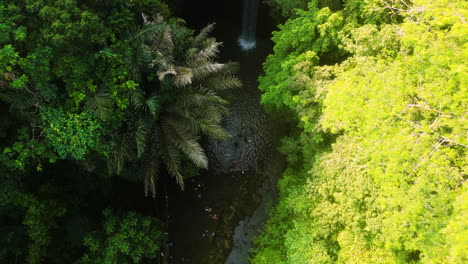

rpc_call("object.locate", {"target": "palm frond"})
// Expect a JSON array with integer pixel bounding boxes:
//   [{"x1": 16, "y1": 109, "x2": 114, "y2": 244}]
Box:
[
  {"x1": 220, "y1": 61, "x2": 240, "y2": 75},
  {"x1": 192, "y1": 63, "x2": 224, "y2": 80},
  {"x1": 160, "y1": 134, "x2": 184, "y2": 189},
  {"x1": 152, "y1": 13, "x2": 165, "y2": 24},
  {"x1": 130, "y1": 90, "x2": 160, "y2": 117},
  {"x1": 171, "y1": 90, "x2": 227, "y2": 109},
  {"x1": 130, "y1": 89, "x2": 147, "y2": 111},
  {"x1": 136, "y1": 44, "x2": 154, "y2": 67},
  {"x1": 148, "y1": 25, "x2": 174, "y2": 57},
  {"x1": 85, "y1": 88, "x2": 113, "y2": 120},
  {"x1": 144, "y1": 132, "x2": 161, "y2": 197},
  {"x1": 193, "y1": 23, "x2": 216, "y2": 46},
  {"x1": 204, "y1": 75, "x2": 242, "y2": 91},
  {"x1": 157, "y1": 67, "x2": 177, "y2": 80},
  {"x1": 135, "y1": 116, "x2": 152, "y2": 158},
  {"x1": 172, "y1": 17, "x2": 187, "y2": 26},
  {"x1": 173, "y1": 67, "x2": 193, "y2": 87},
  {"x1": 142, "y1": 13, "x2": 151, "y2": 24},
  {"x1": 150, "y1": 51, "x2": 174, "y2": 71},
  {"x1": 161, "y1": 26, "x2": 174, "y2": 50},
  {"x1": 194, "y1": 40, "x2": 221, "y2": 62},
  {"x1": 168, "y1": 112, "x2": 229, "y2": 139},
  {"x1": 185, "y1": 47, "x2": 199, "y2": 62},
  {"x1": 125, "y1": 42, "x2": 159, "y2": 81},
  {"x1": 131, "y1": 22, "x2": 167, "y2": 45},
  {"x1": 145, "y1": 93, "x2": 160, "y2": 116},
  {"x1": 162, "y1": 118, "x2": 208, "y2": 169},
  {"x1": 107, "y1": 132, "x2": 136, "y2": 175},
  {"x1": 191, "y1": 104, "x2": 230, "y2": 122}
]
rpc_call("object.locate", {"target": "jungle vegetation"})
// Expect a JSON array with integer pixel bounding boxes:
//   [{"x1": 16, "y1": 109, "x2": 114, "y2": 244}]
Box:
[
  {"x1": 0, "y1": 0, "x2": 240, "y2": 263},
  {"x1": 1, "y1": 0, "x2": 467, "y2": 263},
  {"x1": 252, "y1": 0, "x2": 467, "y2": 263}
]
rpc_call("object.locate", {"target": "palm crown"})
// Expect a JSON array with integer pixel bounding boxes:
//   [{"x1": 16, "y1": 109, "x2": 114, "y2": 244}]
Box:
[{"x1": 100, "y1": 15, "x2": 241, "y2": 196}]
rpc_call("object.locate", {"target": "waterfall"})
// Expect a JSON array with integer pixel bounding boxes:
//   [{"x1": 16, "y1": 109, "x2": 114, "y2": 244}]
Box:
[{"x1": 238, "y1": 0, "x2": 259, "y2": 51}]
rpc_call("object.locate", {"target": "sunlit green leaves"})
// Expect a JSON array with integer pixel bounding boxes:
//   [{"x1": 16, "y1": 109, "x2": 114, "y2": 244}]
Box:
[
  {"x1": 252, "y1": 0, "x2": 468, "y2": 263},
  {"x1": 40, "y1": 107, "x2": 108, "y2": 160}
]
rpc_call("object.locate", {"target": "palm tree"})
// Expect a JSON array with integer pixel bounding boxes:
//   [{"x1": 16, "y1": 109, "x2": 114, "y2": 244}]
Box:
[{"x1": 99, "y1": 15, "x2": 241, "y2": 196}]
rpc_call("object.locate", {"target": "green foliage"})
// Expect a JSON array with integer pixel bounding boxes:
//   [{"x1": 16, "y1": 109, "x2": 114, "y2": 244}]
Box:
[
  {"x1": 40, "y1": 107, "x2": 108, "y2": 160},
  {"x1": 1, "y1": 128, "x2": 57, "y2": 171},
  {"x1": 264, "y1": 0, "x2": 309, "y2": 18},
  {"x1": 0, "y1": 0, "x2": 186, "y2": 263},
  {"x1": 252, "y1": 0, "x2": 468, "y2": 263},
  {"x1": 0, "y1": 0, "x2": 171, "y2": 171},
  {"x1": 21, "y1": 193, "x2": 67, "y2": 264},
  {"x1": 81, "y1": 209, "x2": 163, "y2": 264},
  {"x1": 0, "y1": 186, "x2": 67, "y2": 264},
  {"x1": 264, "y1": 0, "x2": 344, "y2": 19},
  {"x1": 258, "y1": 2, "x2": 346, "y2": 114},
  {"x1": 443, "y1": 188, "x2": 468, "y2": 263}
]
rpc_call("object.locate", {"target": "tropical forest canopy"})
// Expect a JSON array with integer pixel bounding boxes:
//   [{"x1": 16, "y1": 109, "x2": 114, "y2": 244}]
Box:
[
  {"x1": 1, "y1": 0, "x2": 240, "y2": 263},
  {"x1": 252, "y1": 0, "x2": 467, "y2": 263},
  {"x1": 0, "y1": 0, "x2": 467, "y2": 263}
]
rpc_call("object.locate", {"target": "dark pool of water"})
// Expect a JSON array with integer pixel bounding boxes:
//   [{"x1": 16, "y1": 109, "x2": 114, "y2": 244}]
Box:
[{"x1": 165, "y1": 1, "x2": 284, "y2": 263}]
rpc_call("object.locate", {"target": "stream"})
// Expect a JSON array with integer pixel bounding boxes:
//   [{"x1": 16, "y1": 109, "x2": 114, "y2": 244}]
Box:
[{"x1": 165, "y1": 1, "x2": 284, "y2": 263}]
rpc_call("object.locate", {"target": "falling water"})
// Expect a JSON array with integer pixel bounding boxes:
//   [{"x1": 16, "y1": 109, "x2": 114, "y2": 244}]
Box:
[{"x1": 238, "y1": 0, "x2": 259, "y2": 50}]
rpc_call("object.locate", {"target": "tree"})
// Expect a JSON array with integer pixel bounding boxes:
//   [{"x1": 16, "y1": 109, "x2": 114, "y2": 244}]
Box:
[
  {"x1": 81, "y1": 209, "x2": 163, "y2": 264},
  {"x1": 251, "y1": 0, "x2": 467, "y2": 263},
  {"x1": 106, "y1": 17, "x2": 242, "y2": 196}
]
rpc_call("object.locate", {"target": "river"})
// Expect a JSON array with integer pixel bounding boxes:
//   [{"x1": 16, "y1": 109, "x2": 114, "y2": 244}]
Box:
[{"x1": 165, "y1": 1, "x2": 285, "y2": 263}]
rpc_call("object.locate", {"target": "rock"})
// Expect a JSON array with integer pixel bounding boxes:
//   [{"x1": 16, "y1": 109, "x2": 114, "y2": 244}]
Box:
[{"x1": 224, "y1": 239, "x2": 231, "y2": 249}]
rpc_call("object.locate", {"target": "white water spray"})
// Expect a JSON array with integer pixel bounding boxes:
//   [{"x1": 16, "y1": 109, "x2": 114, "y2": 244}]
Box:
[{"x1": 238, "y1": 0, "x2": 259, "y2": 51}]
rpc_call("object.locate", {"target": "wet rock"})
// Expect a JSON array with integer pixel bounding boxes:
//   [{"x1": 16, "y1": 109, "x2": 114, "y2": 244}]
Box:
[{"x1": 224, "y1": 239, "x2": 231, "y2": 249}]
